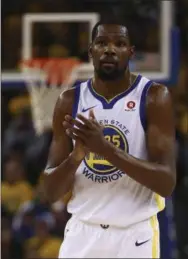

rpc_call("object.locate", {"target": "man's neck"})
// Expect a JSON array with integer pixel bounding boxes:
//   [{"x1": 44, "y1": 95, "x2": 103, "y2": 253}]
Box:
[{"x1": 92, "y1": 69, "x2": 133, "y2": 100}]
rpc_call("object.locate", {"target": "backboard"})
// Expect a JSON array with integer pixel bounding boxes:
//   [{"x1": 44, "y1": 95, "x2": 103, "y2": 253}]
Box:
[{"x1": 2, "y1": 1, "x2": 179, "y2": 89}]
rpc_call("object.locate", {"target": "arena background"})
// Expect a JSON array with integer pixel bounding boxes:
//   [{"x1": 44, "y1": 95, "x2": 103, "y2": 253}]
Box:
[{"x1": 1, "y1": 1, "x2": 188, "y2": 259}]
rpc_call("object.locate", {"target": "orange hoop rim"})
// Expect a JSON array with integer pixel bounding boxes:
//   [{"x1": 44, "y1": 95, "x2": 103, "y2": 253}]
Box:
[
  {"x1": 21, "y1": 57, "x2": 80, "y2": 68},
  {"x1": 20, "y1": 57, "x2": 81, "y2": 86}
]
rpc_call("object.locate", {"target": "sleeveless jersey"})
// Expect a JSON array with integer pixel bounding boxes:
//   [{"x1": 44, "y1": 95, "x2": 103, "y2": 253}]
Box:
[{"x1": 67, "y1": 75, "x2": 165, "y2": 227}]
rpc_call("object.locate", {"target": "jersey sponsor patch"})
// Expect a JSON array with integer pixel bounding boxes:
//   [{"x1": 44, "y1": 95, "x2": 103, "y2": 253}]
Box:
[{"x1": 125, "y1": 101, "x2": 136, "y2": 111}]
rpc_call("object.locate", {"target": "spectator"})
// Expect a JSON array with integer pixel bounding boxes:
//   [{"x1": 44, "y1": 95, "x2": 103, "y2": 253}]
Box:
[
  {"x1": 24, "y1": 214, "x2": 62, "y2": 258},
  {"x1": 3, "y1": 107, "x2": 35, "y2": 158},
  {"x1": 1, "y1": 158, "x2": 33, "y2": 216},
  {"x1": 173, "y1": 97, "x2": 188, "y2": 259},
  {"x1": 2, "y1": 205, "x2": 23, "y2": 259},
  {"x1": 12, "y1": 180, "x2": 51, "y2": 242}
]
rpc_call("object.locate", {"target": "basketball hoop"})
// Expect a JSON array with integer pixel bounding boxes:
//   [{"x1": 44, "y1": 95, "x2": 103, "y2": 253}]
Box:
[{"x1": 21, "y1": 58, "x2": 81, "y2": 135}]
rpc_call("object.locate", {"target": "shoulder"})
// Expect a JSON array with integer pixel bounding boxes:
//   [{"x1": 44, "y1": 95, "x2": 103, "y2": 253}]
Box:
[
  {"x1": 58, "y1": 87, "x2": 75, "y2": 109},
  {"x1": 54, "y1": 85, "x2": 79, "y2": 116},
  {"x1": 146, "y1": 82, "x2": 172, "y2": 107},
  {"x1": 145, "y1": 82, "x2": 174, "y2": 122}
]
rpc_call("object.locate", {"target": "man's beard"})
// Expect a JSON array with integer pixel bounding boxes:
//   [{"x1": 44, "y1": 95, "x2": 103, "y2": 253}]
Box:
[{"x1": 95, "y1": 64, "x2": 127, "y2": 81}]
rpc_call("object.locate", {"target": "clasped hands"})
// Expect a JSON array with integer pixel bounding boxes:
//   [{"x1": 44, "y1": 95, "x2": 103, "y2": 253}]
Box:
[{"x1": 63, "y1": 110, "x2": 108, "y2": 156}]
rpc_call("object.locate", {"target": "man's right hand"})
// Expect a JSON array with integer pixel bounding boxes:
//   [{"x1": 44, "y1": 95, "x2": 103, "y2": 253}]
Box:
[
  {"x1": 71, "y1": 139, "x2": 88, "y2": 162},
  {"x1": 63, "y1": 114, "x2": 88, "y2": 162}
]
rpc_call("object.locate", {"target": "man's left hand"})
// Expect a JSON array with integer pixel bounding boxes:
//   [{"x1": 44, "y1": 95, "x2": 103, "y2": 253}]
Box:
[{"x1": 63, "y1": 110, "x2": 108, "y2": 155}]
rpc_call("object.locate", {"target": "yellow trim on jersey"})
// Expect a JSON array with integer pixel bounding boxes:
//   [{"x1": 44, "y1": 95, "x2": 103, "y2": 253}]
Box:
[
  {"x1": 87, "y1": 152, "x2": 113, "y2": 166},
  {"x1": 91, "y1": 75, "x2": 139, "y2": 103},
  {"x1": 150, "y1": 215, "x2": 159, "y2": 258},
  {"x1": 63, "y1": 190, "x2": 72, "y2": 205},
  {"x1": 155, "y1": 193, "x2": 165, "y2": 211}
]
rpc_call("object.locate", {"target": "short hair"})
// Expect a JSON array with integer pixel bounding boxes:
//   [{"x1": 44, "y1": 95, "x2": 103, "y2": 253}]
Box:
[{"x1": 91, "y1": 17, "x2": 129, "y2": 42}]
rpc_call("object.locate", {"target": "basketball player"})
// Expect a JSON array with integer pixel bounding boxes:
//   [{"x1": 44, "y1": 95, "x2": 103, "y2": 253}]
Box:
[{"x1": 43, "y1": 18, "x2": 176, "y2": 258}]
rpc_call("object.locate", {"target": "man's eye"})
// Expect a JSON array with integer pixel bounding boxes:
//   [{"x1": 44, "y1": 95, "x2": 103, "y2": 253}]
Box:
[
  {"x1": 117, "y1": 41, "x2": 126, "y2": 47},
  {"x1": 97, "y1": 41, "x2": 106, "y2": 46}
]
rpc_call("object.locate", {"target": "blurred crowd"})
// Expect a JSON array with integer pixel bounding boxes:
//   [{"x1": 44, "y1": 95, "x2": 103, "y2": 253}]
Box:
[
  {"x1": 1, "y1": 1, "x2": 188, "y2": 259},
  {"x1": 1, "y1": 108, "x2": 72, "y2": 258}
]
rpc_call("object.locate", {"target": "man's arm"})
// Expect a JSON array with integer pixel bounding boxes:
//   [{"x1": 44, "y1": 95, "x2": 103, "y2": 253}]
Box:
[
  {"x1": 101, "y1": 84, "x2": 176, "y2": 197},
  {"x1": 42, "y1": 88, "x2": 81, "y2": 203}
]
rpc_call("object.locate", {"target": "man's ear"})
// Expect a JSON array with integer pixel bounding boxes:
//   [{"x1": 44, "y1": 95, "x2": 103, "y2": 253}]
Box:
[
  {"x1": 88, "y1": 43, "x2": 93, "y2": 59},
  {"x1": 129, "y1": 45, "x2": 135, "y2": 60}
]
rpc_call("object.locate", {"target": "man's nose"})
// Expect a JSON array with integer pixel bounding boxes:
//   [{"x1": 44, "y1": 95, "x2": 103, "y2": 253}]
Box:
[{"x1": 104, "y1": 43, "x2": 116, "y2": 56}]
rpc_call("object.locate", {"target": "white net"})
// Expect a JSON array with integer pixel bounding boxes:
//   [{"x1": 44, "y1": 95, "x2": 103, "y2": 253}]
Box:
[{"x1": 22, "y1": 59, "x2": 93, "y2": 135}]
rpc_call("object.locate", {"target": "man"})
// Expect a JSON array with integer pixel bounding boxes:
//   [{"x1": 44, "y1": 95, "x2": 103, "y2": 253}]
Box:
[
  {"x1": 2, "y1": 158, "x2": 33, "y2": 215},
  {"x1": 43, "y1": 18, "x2": 176, "y2": 258}
]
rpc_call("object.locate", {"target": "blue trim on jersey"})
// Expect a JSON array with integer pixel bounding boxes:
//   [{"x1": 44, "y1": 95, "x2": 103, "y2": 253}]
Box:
[
  {"x1": 88, "y1": 75, "x2": 142, "y2": 109},
  {"x1": 139, "y1": 80, "x2": 153, "y2": 131},
  {"x1": 72, "y1": 84, "x2": 81, "y2": 118}
]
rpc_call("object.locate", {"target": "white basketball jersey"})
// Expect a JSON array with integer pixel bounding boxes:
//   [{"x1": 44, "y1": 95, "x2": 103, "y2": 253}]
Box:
[{"x1": 67, "y1": 75, "x2": 165, "y2": 227}]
